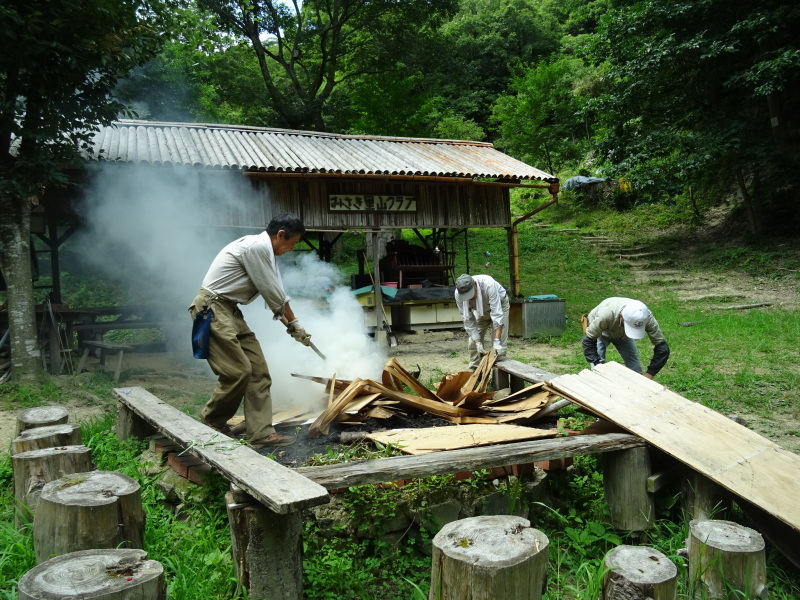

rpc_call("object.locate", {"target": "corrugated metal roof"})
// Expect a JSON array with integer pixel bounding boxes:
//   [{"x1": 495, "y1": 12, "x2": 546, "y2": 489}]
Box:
[{"x1": 87, "y1": 120, "x2": 557, "y2": 182}]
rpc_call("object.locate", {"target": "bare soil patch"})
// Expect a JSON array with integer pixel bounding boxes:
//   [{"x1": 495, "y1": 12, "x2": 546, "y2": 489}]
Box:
[{"x1": 3, "y1": 252, "x2": 800, "y2": 456}]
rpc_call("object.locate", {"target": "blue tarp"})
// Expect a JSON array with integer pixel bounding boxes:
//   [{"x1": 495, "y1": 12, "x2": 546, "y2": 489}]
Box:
[{"x1": 563, "y1": 176, "x2": 606, "y2": 190}]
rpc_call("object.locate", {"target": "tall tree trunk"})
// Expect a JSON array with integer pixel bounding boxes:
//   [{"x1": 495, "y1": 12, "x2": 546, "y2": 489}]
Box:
[
  {"x1": 734, "y1": 167, "x2": 762, "y2": 237},
  {"x1": 0, "y1": 192, "x2": 43, "y2": 382}
]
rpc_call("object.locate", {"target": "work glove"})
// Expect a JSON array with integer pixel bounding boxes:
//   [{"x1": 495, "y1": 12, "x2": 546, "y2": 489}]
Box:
[
  {"x1": 474, "y1": 340, "x2": 486, "y2": 355},
  {"x1": 286, "y1": 320, "x2": 313, "y2": 347},
  {"x1": 590, "y1": 360, "x2": 605, "y2": 370},
  {"x1": 493, "y1": 338, "x2": 505, "y2": 355}
]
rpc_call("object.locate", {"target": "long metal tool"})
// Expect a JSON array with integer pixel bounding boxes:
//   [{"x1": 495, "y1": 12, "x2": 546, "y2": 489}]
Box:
[{"x1": 285, "y1": 321, "x2": 327, "y2": 360}]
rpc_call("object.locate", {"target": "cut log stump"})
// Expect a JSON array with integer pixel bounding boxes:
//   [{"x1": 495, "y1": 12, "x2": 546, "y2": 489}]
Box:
[
  {"x1": 602, "y1": 545, "x2": 677, "y2": 600},
  {"x1": 688, "y1": 519, "x2": 767, "y2": 600},
  {"x1": 33, "y1": 471, "x2": 144, "y2": 564},
  {"x1": 429, "y1": 515, "x2": 549, "y2": 600},
  {"x1": 12, "y1": 445, "x2": 95, "y2": 528},
  {"x1": 11, "y1": 424, "x2": 82, "y2": 455},
  {"x1": 14, "y1": 406, "x2": 69, "y2": 438},
  {"x1": 18, "y1": 548, "x2": 165, "y2": 600},
  {"x1": 226, "y1": 490, "x2": 304, "y2": 600}
]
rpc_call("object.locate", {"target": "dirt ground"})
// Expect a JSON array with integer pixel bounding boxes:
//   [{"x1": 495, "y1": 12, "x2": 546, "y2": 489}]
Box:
[
  {"x1": 4, "y1": 309, "x2": 800, "y2": 459},
  {"x1": 0, "y1": 331, "x2": 572, "y2": 460},
  {"x1": 3, "y1": 228, "x2": 800, "y2": 458}
]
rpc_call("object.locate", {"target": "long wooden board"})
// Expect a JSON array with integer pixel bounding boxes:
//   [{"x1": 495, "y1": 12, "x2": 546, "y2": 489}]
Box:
[
  {"x1": 546, "y1": 362, "x2": 800, "y2": 531},
  {"x1": 114, "y1": 387, "x2": 329, "y2": 514},
  {"x1": 295, "y1": 433, "x2": 644, "y2": 489},
  {"x1": 367, "y1": 424, "x2": 558, "y2": 455}
]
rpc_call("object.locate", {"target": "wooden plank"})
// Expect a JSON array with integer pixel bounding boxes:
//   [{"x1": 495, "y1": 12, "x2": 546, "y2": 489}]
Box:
[
  {"x1": 82, "y1": 341, "x2": 134, "y2": 350},
  {"x1": 367, "y1": 424, "x2": 558, "y2": 455},
  {"x1": 547, "y1": 362, "x2": 800, "y2": 532},
  {"x1": 295, "y1": 433, "x2": 644, "y2": 489},
  {"x1": 113, "y1": 387, "x2": 329, "y2": 514},
  {"x1": 492, "y1": 359, "x2": 557, "y2": 383}
]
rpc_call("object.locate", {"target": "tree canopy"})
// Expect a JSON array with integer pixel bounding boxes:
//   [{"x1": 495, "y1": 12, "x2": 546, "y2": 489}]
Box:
[{"x1": 0, "y1": 0, "x2": 165, "y2": 379}]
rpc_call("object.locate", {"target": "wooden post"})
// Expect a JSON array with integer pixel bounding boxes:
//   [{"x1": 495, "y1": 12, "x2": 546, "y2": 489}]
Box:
[
  {"x1": 14, "y1": 406, "x2": 69, "y2": 437},
  {"x1": 18, "y1": 548, "x2": 165, "y2": 600},
  {"x1": 33, "y1": 471, "x2": 145, "y2": 564},
  {"x1": 602, "y1": 545, "x2": 677, "y2": 600},
  {"x1": 429, "y1": 515, "x2": 549, "y2": 600},
  {"x1": 116, "y1": 396, "x2": 157, "y2": 441},
  {"x1": 682, "y1": 470, "x2": 728, "y2": 523},
  {"x1": 11, "y1": 423, "x2": 82, "y2": 454},
  {"x1": 688, "y1": 519, "x2": 768, "y2": 600},
  {"x1": 226, "y1": 489, "x2": 304, "y2": 600},
  {"x1": 602, "y1": 446, "x2": 655, "y2": 531},
  {"x1": 12, "y1": 445, "x2": 95, "y2": 527}
]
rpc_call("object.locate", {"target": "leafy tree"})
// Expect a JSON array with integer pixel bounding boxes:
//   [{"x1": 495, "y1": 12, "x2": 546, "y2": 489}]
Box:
[
  {"x1": 199, "y1": 0, "x2": 457, "y2": 131},
  {"x1": 433, "y1": 0, "x2": 562, "y2": 137},
  {"x1": 492, "y1": 56, "x2": 598, "y2": 174},
  {"x1": 0, "y1": 0, "x2": 164, "y2": 380},
  {"x1": 116, "y1": 5, "x2": 280, "y2": 126},
  {"x1": 586, "y1": 0, "x2": 800, "y2": 233}
]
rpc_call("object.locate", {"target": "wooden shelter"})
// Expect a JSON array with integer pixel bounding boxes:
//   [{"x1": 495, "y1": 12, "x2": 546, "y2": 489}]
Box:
[{"x1": 29, "y1": 120, "x2": 558, "y2": 341}]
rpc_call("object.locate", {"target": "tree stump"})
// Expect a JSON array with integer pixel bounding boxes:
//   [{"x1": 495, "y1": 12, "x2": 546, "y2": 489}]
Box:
[
  {"x1": 18, "y1": 548, "x2": 165, "y2": 600},
  {"x1": 602, "y1": 446, "x2": 655, "y2": 531},
  {"x1": 225, "y1": 489, "x2": 304, "y2": 600},
  {"x1": 33, "y1": 471, "x2": 145, "y2": 564},
  {"x1": 11, "y1": 424, "x2": 82, "y2": 455},
  {"x1": 429, "y1": 515, "x2": 549, "y2": 600},
  {"x1": 12, "y1": 445, "x2": 95, "y2": 527},
  {"x1": 602, "y1": 545, "x2": 677, "y2": 600},
  {"x1": 14, "y1": 406, "x2": 70, "y2": 437},
  {"x1": 688, "y1": 519, "x2": 768, "y2": 600}
]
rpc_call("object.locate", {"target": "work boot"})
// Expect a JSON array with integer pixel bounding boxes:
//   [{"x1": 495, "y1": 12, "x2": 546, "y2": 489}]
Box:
[
  {"x1": 200, "y1": 420, "x2": 231, "y2": 435},
  {"x1": 229, "y1": 420, "x2": 247, "y2": 436},
  {"x1": 250, "y1": 432, "x2": 296, "y2": 449}
]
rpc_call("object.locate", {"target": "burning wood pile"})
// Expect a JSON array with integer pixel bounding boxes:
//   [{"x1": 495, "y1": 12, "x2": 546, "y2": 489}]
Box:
[{"x1": 295, "y1": 352, "x2": 563, "y2": 439}]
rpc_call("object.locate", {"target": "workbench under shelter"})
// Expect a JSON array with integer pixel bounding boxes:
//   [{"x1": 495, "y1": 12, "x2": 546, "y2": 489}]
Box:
[{"x1": 20, "y1": 120, "x2": 559, "y2": 368}]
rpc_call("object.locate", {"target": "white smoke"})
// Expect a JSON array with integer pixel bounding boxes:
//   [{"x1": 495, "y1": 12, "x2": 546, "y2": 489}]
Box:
[{"x1": 72, "y1": 165, "x2": 386, "y2": 417}]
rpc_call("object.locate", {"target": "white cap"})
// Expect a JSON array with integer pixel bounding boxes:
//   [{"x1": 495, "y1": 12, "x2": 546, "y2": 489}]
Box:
[{"x1": 621, "y1": 300, "x2": 649, "y2": 339}]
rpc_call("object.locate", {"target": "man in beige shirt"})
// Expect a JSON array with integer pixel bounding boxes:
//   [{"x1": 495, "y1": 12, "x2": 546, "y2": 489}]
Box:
[
  {"x1": 582, "y1": 297, "x2": 670, "y2": 379},
  {"x1": 189, "y1": 213, "x2": 313, "y2": 448}
]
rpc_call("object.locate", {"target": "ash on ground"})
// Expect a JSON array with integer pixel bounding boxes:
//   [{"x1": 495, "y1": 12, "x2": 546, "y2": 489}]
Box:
[{"x1": 258, "y1": 411, "x2": 455, "y2": 467}]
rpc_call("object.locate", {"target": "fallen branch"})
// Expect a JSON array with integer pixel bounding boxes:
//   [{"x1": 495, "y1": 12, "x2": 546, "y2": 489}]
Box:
[{"x1": 710, "y1": 302, "x2": 773, "y2": 310}]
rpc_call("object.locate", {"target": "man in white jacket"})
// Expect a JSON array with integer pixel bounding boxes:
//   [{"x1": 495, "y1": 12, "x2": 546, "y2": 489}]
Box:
[{"x1": 454, "y1": 273, "x2": 510, "y2": 370}]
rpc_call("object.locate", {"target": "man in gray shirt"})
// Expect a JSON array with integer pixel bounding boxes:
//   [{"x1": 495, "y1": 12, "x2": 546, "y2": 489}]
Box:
[
  {"x1": 189, "y1": 213, "x2": 313, "y2": 448},
  {"x1": 582, "y1": 297, "x2": 670, "y2": 379}
]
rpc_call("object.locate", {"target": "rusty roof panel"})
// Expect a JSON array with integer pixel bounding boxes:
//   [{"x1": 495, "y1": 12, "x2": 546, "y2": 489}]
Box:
[{"x1": 88, "y1": 120, "x2": 557, "y2": 182}]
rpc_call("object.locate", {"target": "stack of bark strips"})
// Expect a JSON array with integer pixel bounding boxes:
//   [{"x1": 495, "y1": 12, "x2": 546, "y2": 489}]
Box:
[{"x1": 302, "y1": 353, "x2": 563, "y2": 441}]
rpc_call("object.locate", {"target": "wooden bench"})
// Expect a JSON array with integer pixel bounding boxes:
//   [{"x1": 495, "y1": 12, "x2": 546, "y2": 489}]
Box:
[
  {"x1": 493, "y1": 357, "x2": 558, "y2": 392},
  {"x1": 77, "y1": 341, "x2": 134, "y2": 382},
  {"x1": 114, "y1": 385, "x2": 649, "y2": 600},
  {"x1": 114, "y1": 387, "x2": 329, "y2": 600}
]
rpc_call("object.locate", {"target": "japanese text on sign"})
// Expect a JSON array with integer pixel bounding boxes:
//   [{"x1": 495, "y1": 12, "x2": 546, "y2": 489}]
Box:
[{"x1": 328, "y1": 194, "x2": 417, "y2": 212}]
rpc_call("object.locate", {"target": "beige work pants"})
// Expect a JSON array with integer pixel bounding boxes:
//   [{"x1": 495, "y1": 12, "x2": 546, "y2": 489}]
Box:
[{"x1": 190, "y1": 290, "x2": 275, "y2": 442}]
